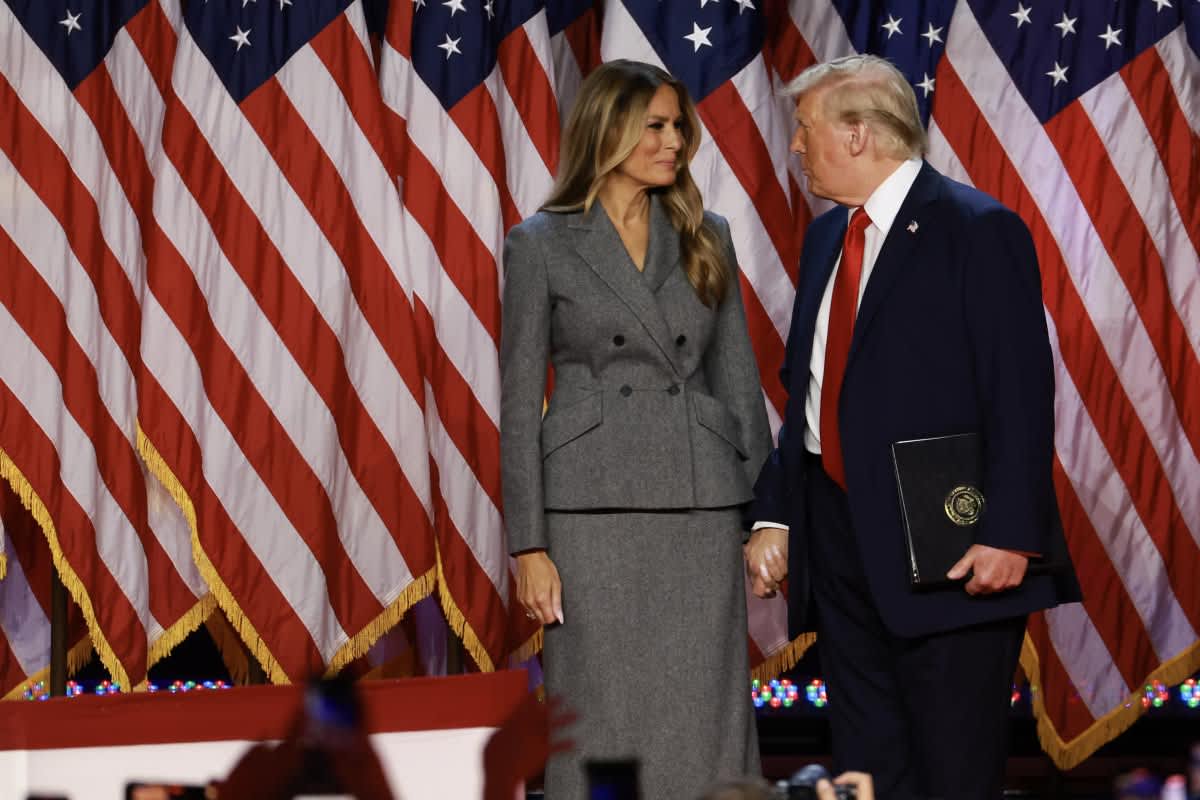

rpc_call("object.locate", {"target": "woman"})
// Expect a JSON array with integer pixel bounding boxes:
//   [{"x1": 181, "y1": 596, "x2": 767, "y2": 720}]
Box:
[{"x1": 499, "y1": 60, "x2": 771, "y2": 799}]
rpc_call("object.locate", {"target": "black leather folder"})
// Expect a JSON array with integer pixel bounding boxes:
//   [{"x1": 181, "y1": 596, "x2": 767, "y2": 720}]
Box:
[{"x1": 890, "y1": 432, "x2": 987, "y2": 587}]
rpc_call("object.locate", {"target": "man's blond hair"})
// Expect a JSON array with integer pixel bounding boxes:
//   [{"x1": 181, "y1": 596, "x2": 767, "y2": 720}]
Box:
[{"x1": 784, "y1": 54, "x2": 927, "y2": 160}]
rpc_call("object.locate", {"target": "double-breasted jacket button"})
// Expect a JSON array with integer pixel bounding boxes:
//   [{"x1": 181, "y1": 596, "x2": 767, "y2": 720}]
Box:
[
  {"x1": 675, "y1": 334, "x2": 687, "y2": 347},
  {"x1": 619, "y1": 385, "x2": 633, "y2": 397},
  {"x1": 666, "y1": 385, "x2": 680, "y2": 396},
  {"x1": 613, "y1": 335, "x2": 625, "y2": 347}
]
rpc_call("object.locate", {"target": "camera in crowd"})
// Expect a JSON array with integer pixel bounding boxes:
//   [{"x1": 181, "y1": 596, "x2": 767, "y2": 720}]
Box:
[{"x1": 775, "y1": 764, "x2": 857, "y2": 800}]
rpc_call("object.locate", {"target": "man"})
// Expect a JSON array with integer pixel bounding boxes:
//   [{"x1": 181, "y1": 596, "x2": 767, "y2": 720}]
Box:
[{"x1": 744, "y1": 55, "x2": 1081, "y2": 800}]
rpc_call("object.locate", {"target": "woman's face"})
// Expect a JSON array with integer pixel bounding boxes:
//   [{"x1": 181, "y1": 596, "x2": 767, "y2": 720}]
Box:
[{"x1": 611, "y1": 84, "x2": 685, "y2": 191}]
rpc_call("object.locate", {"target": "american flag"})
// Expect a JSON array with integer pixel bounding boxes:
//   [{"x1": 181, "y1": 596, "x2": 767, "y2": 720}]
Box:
[
  {"x1": 1, "y1": 0, "x2": 214, "y2": 690},
  {"x1": 1, "y1": 0, "x2": 442, "y2": 687},
  {"x1": 376, "y1": 0, "x2": 601, "y2": 669},
  {"x1": 775, "y1": 0, "x2": 1200, "y2": 768}
]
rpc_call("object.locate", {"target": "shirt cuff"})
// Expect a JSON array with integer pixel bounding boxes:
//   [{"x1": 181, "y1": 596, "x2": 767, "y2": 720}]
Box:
[{"x1": 751, "y1": 521, "x2": 789, "y2": 532}]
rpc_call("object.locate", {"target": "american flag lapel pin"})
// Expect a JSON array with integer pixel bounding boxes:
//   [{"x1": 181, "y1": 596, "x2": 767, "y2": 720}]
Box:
[{"x1": 907, "y1": 220, "x2": 919, "y2": 234}]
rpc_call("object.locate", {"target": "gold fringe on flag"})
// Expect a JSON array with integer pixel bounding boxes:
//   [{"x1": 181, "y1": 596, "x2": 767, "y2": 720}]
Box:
[
  {"x1": 205, "y1": 610, "x2": 251, "y2": 685},
  {"x1": 136, "y1": 427, "x2": 289, "y2": 685},
  {"x1": 1021, "y1": 634, "x2": 1200, "y2": 771},
  {"x1": 146, "y1": 594, "x2": 218, "y2": 673},
  {"x1": 0, "y1": 552, "x2": 6, "y2": 581},
  {"x1": 0, "y1": 447, "x2": 132, "y2": 690},
  {"x1": 325, "y1": 567, "x2": 436, "y2": 677},
  {"x1": 434, "y1": 544, "x2": 499, "y2": 672},
  {"x1": 751, "y1": 632, "x2": 817, "y2": 684},
  {"x1": 510, "y1": 626, "x2": 543, "y2": 665},
  {"x1": 3, "y1": 636, "x2": 95, "y2": 701},
  {"x1": 137, "y1": 425, "x2": 436, "y2": 683}
]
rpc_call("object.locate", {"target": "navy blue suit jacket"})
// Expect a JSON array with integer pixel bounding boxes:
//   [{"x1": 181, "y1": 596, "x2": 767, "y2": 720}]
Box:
[{"x1": 750, "y1": 162, "x2": 1081, "y2": 639}]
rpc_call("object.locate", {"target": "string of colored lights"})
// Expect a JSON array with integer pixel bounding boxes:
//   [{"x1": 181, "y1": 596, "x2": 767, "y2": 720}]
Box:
[{"x1": 15, "y1": 677, "x2": 1200, "y2": 709}]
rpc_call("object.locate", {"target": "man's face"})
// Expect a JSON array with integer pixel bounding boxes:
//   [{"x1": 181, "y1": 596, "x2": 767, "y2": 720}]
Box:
[{"x1": 790, "y1": 88, "x2": 848, "y2": 202}]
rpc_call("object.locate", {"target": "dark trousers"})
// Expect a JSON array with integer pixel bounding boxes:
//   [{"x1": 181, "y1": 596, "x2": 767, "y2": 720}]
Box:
[{"x1": 804, "y1": 453, "x2": 1026, "y2": 800}]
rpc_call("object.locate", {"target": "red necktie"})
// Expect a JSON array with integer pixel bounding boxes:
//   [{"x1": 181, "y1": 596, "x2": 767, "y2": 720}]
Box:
[{"x1": 820, "y1": 209, "x2": 872, "y2": 490}]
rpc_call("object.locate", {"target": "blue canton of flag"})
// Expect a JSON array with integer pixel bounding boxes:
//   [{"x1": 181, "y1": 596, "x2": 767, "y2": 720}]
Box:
[
  {"x1": 969, "y1": 0, "x2": 1190, "y2": 122},
  {"x1": 4, "y1": 0, "x2": 148, "y2": 88},
  {"x1": 620, "y1": 0, "x2": 764, "y2": 102},
  {"x1": 829, "y1": 0, "x2": 954, "y2": 123},
  {"x1": 828, "y1": 0, "x2": 1198, "y2": 125},
  {"x1": 411, "y1": 0, "x2": 545, "y2": 109},
  {"x1": 184, "y1": 0, "x2": 354, "y2": 103}
]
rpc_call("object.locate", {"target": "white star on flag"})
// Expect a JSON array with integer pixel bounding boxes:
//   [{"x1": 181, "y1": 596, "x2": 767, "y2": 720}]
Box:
[
  {"x1": 881, "y1": 14, "x2": 902, "y2": 38},
  {"x1": 1046, "y1": 61, "x2": 1069, "y2": 85},
  {"x1": 1011, "y1": 3, "x2": 1032, "y2": 27},
  {"x1": 443, "y1": 0, "x2": 466, "y2": 16},
  {"x1": 278, "y1": 0, "x2": 292, "y2": 9},
  {"x1": 700, "y1": 0, "x2": 719, "y2": 7},
  {"x1": 59, "y1": 10, "x2": 82, "y2": 34},
  {"x1": 683, "y1": 21, "x2": 713, "y2": 52},
  {"x1": 1098, "y1": 25, "x2": 1123, "y2": 49},
  {"x1": 1151, "y1": 0, "x2": 1172, "y2": 10},
  {"x1": 733, "y1": 0, "x2": 755, "y2": 13},
  {"x1": 242, "y1": 0, "x2": 256, "y2": 7},
  {"x1": 1054, "y1": 13, "x2": 1077, "y2": 37},
  {"x1": 230, "y1": 26, "x2": 251, "y2": 50},
  {"x1": 438, "y1": 33, "x2": 462, "y2": 58},
  {"x1": 484, "y1": 0, "x2": 494, "y2": 18},
  {"x1": 921, "y1": 23, "x2": 943, "y2": 47},
  {"x1": 916, "y1": 73, "x2": 935, "y2": 97}
]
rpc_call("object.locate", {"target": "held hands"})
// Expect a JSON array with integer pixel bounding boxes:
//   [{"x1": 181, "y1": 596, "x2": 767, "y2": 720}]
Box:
[
  {"x1": 816, "y1": 771, "x2": 875, "y2": 800},
  {"x1": 516, "y1": 550, "x2": 564, "y2": 625},
  {"x1": 947, "y1": 543, "x2": 1029, "y2": 595},
  {"x1": 744, "y1": 527, "x2": 788, "y2": 598}
]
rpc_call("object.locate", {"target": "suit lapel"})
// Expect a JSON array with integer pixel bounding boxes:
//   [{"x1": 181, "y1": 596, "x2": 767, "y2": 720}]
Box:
[
  {"x1": 848, "y1": 162, "x2": 942, "y2": 361},
  {"x1": 787, "y1": 218, "x2": 844, "y2": 391},
  {"x1": 569, "y1": 200, "x2": 681, "y2": 373},
  {"x1": 642, "y1": 195, "x2": 680, "y2": 294}
]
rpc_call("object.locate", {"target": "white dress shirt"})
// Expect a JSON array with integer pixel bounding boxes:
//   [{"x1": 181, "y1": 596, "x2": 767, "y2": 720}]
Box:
[{"x1": 753, "y1": 158, "x2": 922, "y2": 532}]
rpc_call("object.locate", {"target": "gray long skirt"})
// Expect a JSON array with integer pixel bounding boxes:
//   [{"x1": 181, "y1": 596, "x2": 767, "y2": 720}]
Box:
[{"x1": 542, "y1": 507, "x2": 759, "y2": 800}]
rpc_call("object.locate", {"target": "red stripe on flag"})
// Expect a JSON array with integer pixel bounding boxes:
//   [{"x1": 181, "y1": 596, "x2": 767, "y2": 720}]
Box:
[
  {"x1": 934, "y1": 61, "x2": 1200, "y2": 633},
  {"x1": 156, "y1": 101, "x2": 384, "y2": 638},
  {"x1": 0, "y1": 229, "x2": 195, "y2": 629},
  {"x1": 135, "y1": 373, "x2": 327, "y2": 676},
  {"x1": 0, "y1": 375, "x2": 147, "y2": 682},
  {"x1": 1052, "y1": 459, "x2": 1158, "y2": 689},
  {"x1": 563, "y1": 9, "x2": 601, "y2": 75},
  {"x1": 497, "y1": 27, "x2": 561, "y2": 176},
  {"x1": 1120, "y1": 46, "x2": 1200, "y2": 258},
  {"x1": 1025, "y1": 612, "x2": 1101, "y2": 744},
  {"x1": 738, "y1": 274, "x2": 789, "y2": 413},
  {"x1": 237, "y1": 81, "x2": 437, "y2": 567},
  {"x1": 447, "y1": 84, "x2": 525, "y2": 232},
  {"x1": 1043, "y1": 104, "x2": 1200, "y2": 452},
  {"x1": 311, "y1": 17, "x2": 397, "y2": 176},
  {"x1": 764, "y1": 9, "x2": 817, "y2": 83},
  {"x1": 698, "y1": 83, "x2": 799, "y2": 282},
  {"x1": 0, "y1": 77, "x2": 141, "y2": 373},
  {"x1": 427, "y1": 458, "x2": 510, "y2": 669},
  {"x1": 384, "y1": 106, "x2": 503, "y2": 345},
  {"x1": 124, "y1": 1, "x2": 177, "y2": 97},
  {"x1": 412, "y1": 299, "x2": 502, "y2": 507}
]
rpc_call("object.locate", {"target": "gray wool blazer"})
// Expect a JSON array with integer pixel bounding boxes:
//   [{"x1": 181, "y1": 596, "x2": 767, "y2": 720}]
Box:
[{"x1": 499, "y1": 195, "x2": 773, "y2": 554}]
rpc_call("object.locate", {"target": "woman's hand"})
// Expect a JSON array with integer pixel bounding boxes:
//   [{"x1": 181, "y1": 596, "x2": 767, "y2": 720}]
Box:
[
  {"x1": 744, "y1": 527, "x2": 788, "y2": 597},
  {"x1": 516, "y1": 550, "x2": 564, "y2": 625}
]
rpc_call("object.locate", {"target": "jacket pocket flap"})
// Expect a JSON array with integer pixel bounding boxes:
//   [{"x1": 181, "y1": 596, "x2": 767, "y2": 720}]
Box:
[
  {"x1": 540, "y1": 392, "x2": 603, "y2": 457},
  {"x1": 691, "y1": 392, "x2": 747, "y2": 459}
]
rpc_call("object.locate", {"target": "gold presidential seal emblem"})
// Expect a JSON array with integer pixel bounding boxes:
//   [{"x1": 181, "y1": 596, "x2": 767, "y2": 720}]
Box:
[{"x1": 944, "y1": 485, "x2": 985, "y2": 526}]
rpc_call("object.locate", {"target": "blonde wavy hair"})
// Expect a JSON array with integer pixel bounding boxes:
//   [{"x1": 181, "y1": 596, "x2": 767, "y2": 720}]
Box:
[{"x1": 543, "y1": 60, "x2": 729, "y2": 306}]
